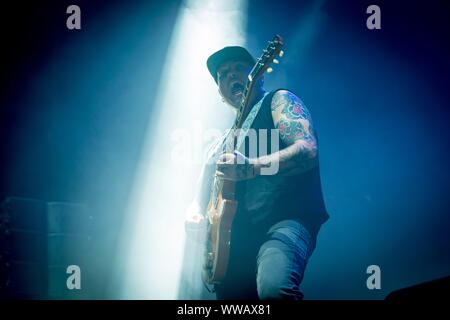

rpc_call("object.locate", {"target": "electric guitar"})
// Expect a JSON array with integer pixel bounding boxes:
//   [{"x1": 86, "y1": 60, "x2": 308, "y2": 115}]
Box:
[{"x1": 202, "y1": 35, "x2": 284, "y2": 285}]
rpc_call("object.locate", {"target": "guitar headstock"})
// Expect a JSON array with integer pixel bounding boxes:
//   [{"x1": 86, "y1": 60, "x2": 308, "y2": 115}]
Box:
[
  {"x1": 248, "y1": 35, "x2": 284, "y2": 82},
  {"x1": 235, "y1": 35, "x2": 284, "y2": 128}
]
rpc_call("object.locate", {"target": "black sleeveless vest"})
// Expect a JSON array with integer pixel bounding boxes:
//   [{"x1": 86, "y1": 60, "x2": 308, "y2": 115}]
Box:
[{"x1": 234, "y1": 89, "x2": 329, "y2": 236}]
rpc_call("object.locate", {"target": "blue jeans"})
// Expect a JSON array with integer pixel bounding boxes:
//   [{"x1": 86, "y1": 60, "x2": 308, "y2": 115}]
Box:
[
  {"x1": 256, "y1": 220, "x2": 316, "y2": 300},
  {"x1": 215, "y1": 219, "x2": 316, "y2": 300}
]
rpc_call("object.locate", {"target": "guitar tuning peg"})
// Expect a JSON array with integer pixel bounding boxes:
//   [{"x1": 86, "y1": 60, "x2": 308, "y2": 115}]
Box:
[
  {"x1": 279, "y1": 50, "x2": 284, "y2": 57},
  {"x1": 273, "y1": 59, "x2": 279, "y2": 64},
  {"x1": 266, "y1": 67, "x2": 273, "y2": 74}
]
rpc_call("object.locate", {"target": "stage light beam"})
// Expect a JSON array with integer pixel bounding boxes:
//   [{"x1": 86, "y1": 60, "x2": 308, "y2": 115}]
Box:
[{"x1": 117, "y1": 0, "x2": 248, "y2": 299}]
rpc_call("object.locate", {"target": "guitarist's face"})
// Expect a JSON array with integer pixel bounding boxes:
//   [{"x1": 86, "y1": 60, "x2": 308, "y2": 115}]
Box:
[{"x1": 217, "y1": 59, "x2": 253, "y2": 109}]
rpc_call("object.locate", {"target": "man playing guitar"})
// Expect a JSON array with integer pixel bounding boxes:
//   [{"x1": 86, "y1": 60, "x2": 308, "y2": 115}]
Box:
[{"x1": 186, "y1": 44, "x2": 329, "y2": 300}]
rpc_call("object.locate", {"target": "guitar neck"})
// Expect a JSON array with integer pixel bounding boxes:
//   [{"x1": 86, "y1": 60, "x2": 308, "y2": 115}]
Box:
[
  {"x1": 208, "y1": 34, "x2": 284, "y2": 221},
  {"x1": 234, "y1": 80, "x2": 256, "y2": 130}
]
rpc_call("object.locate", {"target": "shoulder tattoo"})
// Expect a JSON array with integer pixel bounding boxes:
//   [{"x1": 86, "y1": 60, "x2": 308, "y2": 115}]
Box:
[{"x1": 272, "y1": 91, "x2": 316, "y2": 145}]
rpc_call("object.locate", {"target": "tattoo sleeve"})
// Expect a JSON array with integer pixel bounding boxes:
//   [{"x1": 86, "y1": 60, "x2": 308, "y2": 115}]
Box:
[{"x1": 254, "y1": 90, "x2": 318, "y2": 175}]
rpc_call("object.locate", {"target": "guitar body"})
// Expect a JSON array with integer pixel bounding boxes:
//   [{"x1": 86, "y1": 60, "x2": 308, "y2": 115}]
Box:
[{"x1": 202, "y1": 179, "x2": 237, "y2": 284}]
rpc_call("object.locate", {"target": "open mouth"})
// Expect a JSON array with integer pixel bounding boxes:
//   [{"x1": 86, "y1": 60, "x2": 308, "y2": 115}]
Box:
[{"x1": 230, "y1": 82, "x2": 244, "y2": 96}]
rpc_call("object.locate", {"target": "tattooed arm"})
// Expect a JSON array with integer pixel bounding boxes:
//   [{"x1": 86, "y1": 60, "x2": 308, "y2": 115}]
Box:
[{"x1": 252, "y1": 90, "x2": 318, "y2": 176}]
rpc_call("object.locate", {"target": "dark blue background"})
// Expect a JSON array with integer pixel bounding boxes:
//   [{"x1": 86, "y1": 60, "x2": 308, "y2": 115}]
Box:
[{"x1": 1, "y1": 0, "x2": 449, "y2": 299}]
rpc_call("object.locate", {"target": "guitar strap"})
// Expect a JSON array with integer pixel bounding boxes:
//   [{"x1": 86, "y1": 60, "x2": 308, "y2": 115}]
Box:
[{"x1": 223, "y1": 91, "x2": 270, "y2": 153}]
